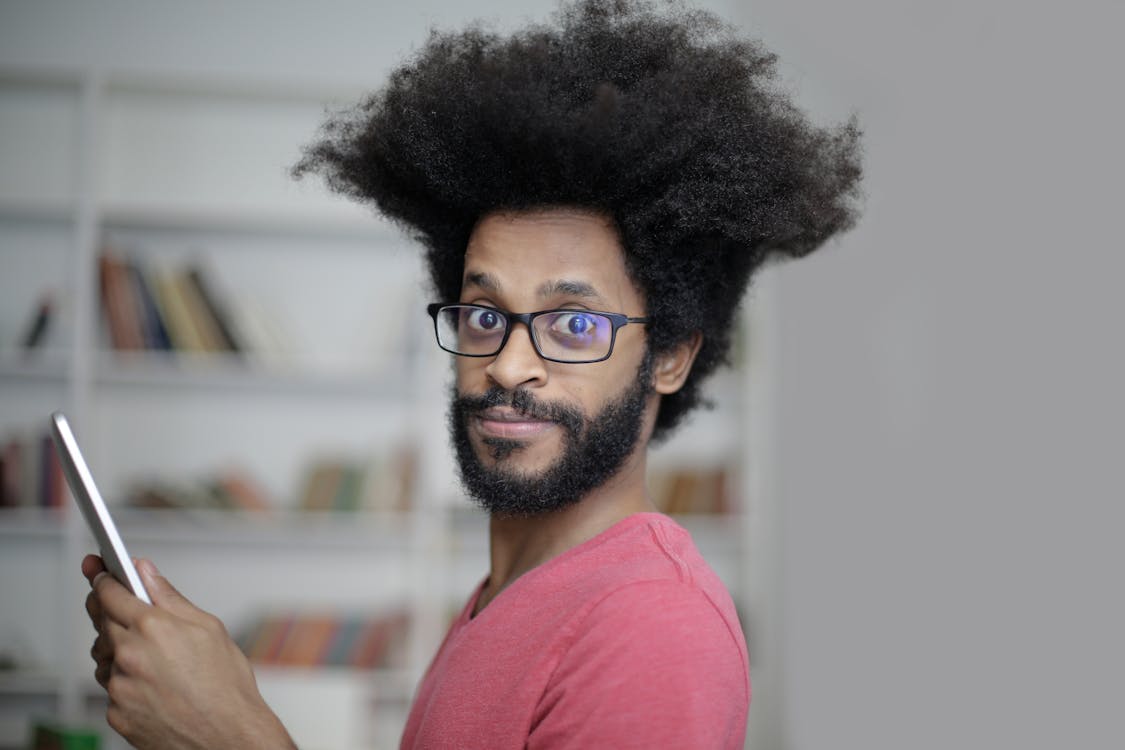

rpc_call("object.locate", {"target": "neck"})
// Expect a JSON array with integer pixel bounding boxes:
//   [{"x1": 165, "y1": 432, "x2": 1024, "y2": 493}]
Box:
[{"x1": 475, "y1": 446, "x2": 655, "y2": 615}]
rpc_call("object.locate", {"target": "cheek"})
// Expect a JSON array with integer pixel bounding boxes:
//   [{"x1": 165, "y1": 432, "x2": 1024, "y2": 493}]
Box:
[
  {"x1": 551, "y1": 365, "x2": 616, "y2": 414},
  {"x1": 454, "y1": 357, "x2": 486, "y2": 391}
]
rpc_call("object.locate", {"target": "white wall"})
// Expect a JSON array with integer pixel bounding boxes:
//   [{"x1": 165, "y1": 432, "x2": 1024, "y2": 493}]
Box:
[
  {"x1": 0, "y1": 0, "x2": 741, "y2": 82},
  {"x1": 3, "y1": 1, "x2": 1121, "y2": 748}
]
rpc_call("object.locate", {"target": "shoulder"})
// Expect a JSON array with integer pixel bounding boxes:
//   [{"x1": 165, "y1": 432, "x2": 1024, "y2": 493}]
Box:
[
  {"x1": 550, "y1": 515, "x2": 749, "y2": 689},
  {"x1": 559, "y1": 513, "x2": 743, "y2": 630},
  {"x1": 529, "y1": 579, "x2": 750, "y2": 749},
  {"x1": 569, "y1": 577, "x2": 748, "y2": 677}
]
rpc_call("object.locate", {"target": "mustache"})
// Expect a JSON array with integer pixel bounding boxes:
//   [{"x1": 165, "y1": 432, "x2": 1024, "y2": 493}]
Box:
[{"x1": 454, "y1": 387, "x2": 584, "y2": 434}]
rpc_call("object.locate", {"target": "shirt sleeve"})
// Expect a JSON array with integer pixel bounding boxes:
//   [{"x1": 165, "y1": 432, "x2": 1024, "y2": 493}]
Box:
[{"x1": 527, "y1": 579, "x2": 750, "y2": 750}]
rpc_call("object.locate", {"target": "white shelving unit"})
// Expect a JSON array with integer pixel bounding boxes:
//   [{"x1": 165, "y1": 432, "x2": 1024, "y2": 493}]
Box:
[{"x1": 0, "y1": 66, "x2": 764, "y2": 749}]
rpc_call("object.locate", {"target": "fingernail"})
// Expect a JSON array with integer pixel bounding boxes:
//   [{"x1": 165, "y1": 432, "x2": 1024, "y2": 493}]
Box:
[{"x1": 92, "y1": 572, "x2": 107, "y2": 587}]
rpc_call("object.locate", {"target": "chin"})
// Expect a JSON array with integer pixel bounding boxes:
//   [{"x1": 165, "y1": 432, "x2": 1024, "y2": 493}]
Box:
[{"x1": 478, "y1": 436, "x2": 561, "y2": 472}]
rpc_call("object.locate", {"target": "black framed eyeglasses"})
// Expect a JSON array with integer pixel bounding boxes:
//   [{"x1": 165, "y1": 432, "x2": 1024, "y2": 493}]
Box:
[{"x1": 427, "y1": 303, "x2": 649, "y2": 364}]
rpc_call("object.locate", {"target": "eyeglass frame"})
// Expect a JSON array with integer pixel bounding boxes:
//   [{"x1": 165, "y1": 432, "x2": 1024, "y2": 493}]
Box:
[{"x1": 427, "y1": 303, "x2": 650, "y2": 364}]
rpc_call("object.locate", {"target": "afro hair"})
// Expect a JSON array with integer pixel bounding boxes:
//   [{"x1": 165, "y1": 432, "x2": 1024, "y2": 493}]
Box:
[{"x1": 294, "y1": 0, "x2": 863, "y2": 440}]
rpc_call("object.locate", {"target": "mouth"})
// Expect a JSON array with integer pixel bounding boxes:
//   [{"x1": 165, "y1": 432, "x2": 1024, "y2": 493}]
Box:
[{"x1": 475, "y1": 407, "x2": 556, "y2": 440}]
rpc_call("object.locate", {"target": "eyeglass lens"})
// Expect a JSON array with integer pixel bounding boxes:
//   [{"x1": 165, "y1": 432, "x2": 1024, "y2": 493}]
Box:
[{"x1": 435, "y1": 305, "x2": 615, "y2": 361}]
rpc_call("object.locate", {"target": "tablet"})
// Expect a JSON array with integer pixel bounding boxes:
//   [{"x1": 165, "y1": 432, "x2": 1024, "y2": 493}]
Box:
[{"x1": 50, "y1": 412, "x2": 152, "y2": 605}]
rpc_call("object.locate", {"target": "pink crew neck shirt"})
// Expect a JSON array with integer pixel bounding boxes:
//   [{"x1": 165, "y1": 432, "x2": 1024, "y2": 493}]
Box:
[{"x1": 400, "y1": 512, "x2": 750, "y2": 749}]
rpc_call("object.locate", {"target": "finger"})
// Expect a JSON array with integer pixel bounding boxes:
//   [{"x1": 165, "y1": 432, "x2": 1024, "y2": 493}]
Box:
[
  {"x1": 137, "y1": 559, "x2": 201, "y2": 621},
  {"x1": 102, "y1": 611, "x2": 129, "y2": 641},
  {"x1": 94, "y1": 570, "x2": 150, "y2": 628},
  {"x1": 100, "y1": 618, "x2": 139, "y2": 679},
  {"x1": 95, "y1": 656, "x2": 112, "y2": 689},
  {"x1": 91, "y1": 634, "x2": 114, "y2": 688},
  {"x1": 101, "y1": 619, "x2": 156, "y2": 692},
  {"x1": 85, "y1": 589, "x2": 105, "y2": 629},
  {"x1": 82, "y1": 554, "x2": 106, "y2": 585},
  {"x1": 91, "y1": 629, "x2": 114, "y2": 661}
]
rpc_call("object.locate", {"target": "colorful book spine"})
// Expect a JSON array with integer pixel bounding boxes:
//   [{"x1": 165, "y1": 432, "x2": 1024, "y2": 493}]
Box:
[
  {"x1": 99, "y1": 252, "x2": 146, "y2": 350},
  {"x1": 127, "y1": 261, "x2": 173, "y2": 351},
  {"x1": 185, "y1": 266, "x2": 242, "y2": 353},
  {"x1": 39, "y1": 432, "x2": 65, "y2": 508},
  {"x1": 96, "y1": 251, "x2": 257, "y2": 356},
  {"x1": 240, "y1": 612, "x2": 409, "y2": 670},
  {"x1": 152, "y1": 268, "x2": 208, "y2": 351}
]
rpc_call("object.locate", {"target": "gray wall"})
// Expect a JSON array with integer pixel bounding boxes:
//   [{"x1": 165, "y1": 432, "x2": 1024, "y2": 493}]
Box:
[
  {"x1": 3, "y1": 1, "x2": 1121, "y2": 748},
  {"x1": 749, "y1": 2, "x2": 1124, "y2": 748}
]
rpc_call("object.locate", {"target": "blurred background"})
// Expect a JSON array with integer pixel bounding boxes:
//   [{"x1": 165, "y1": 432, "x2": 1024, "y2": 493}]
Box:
[{"x1": 0, "y1": 1, "x2": 1121, "y2": 749}]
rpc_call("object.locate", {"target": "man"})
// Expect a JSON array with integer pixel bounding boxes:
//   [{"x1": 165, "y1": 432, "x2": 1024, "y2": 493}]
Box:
[{"x1": 83, "y1": 1, "x2": 862, "y2": 747}]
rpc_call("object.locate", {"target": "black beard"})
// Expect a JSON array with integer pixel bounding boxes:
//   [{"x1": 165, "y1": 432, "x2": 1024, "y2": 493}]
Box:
[{"x1": 448, "y1": 354, "x2": 655, "y2": 518}]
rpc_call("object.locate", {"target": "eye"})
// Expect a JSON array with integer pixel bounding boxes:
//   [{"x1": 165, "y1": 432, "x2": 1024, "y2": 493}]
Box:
[
  {"x1": 548, "y1": 312, "x2": 600, "y2": 340},
  {"x1": 566, "y1": 313, "x2": 594, "y2": 335},
  {"x1": 465, "y1": 307, "x2": 504, "y2": 333}
]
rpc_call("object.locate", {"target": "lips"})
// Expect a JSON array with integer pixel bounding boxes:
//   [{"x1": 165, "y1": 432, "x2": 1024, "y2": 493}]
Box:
[{"x1": 475, "y1": 407, "x2": 555, "y2": 439}]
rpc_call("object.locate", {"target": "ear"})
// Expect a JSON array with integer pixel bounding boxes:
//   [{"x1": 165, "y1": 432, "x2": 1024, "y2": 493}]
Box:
[{"x1": 652, "y1": 332, "x2": 703, "y2": 395}]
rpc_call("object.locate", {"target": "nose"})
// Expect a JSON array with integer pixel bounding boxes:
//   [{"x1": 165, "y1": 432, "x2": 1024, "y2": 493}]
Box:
[{"x1": 484, "y1": 321, "x2": 548, "y2": 390}]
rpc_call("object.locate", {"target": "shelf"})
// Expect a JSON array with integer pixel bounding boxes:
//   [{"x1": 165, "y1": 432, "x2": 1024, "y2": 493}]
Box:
[
  {"x1": 0, "y1": 507, "x2": 66, "y2": 540},
  {"x1": 0, "y1": 66, "x2": 83, "y2": 89},
  {"x1": 0, "y1": 199, "x2": 75, "y2": 224},
  {"x1": 254, "y1": 665, "x2": 416, "y2": 702},
  {"x1": 0, "y1": 665, "x2": 415, "y2": 703},
  {"x1": 102, "y1": 69, "x2": 373, "y2": 106},
  {"x1": 0, "y1": 506, "x2": 421, "y2": 550},
  {"x1": 0, "y1": 671, "x2": 60, "y2": 696},
  {"x1": 92, "y1": 351, "x2": 405, "y2": 398},
  {"x1": 0, "y1": 63, "x2": 755, "y2": 750},
  {"x1": 109, "y1": 507, "x2": 415, "y2": 552},
  {"x1": 0, "y1": 351, "x2": 69, "y2": 383},
  {"x1": 100, "y1": 202, "x2": 399, "y2": 241}
]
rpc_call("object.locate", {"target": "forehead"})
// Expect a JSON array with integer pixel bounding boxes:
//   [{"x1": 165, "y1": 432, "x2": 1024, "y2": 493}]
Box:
[{"x1": 462, "y1": 209, "x2": 640, "y2": 307}]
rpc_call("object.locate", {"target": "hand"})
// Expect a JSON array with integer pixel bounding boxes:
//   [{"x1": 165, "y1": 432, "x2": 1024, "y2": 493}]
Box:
[{"x1": 82, "y1": 555, "x2": 295, "y2": 750}]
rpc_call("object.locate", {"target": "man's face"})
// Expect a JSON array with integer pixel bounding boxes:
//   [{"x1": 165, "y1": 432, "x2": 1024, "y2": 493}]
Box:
[{"x1": 448, "y1": 208, "x2": 655, "y2": 516}]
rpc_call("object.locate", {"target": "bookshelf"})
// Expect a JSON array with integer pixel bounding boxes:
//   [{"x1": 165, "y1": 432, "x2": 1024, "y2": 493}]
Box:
[{"x1": 0, "y1": 66, "x2": 764, "y2": 749}]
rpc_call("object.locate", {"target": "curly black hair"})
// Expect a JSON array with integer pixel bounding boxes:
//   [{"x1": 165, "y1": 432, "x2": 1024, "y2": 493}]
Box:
[{"x1": 294, "y1": 0, "x2": 863, "y2": 440}]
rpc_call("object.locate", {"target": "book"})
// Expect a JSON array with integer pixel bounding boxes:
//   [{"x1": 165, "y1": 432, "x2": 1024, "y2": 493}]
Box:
[
  {"x1": 331, "y1": 464, "x2": 365, "y2": 512},
  {"x1": 244, "y1": 615, "x2": 287, "y2": 663},
  {"x1": 321, "y1": 617, "x2": 366, "y2": 667},
  {"x1": 349, "y1": 618, "x2": 392, "y2": 669},
  {"x1": 99, "y1": 252, "x2": 146, "y2": 350},
  {"x1": 127, "y1": 261, "x2": 172, "y2": 351},
  {"x1": 260, "y1": 615, "x2": 296, "y2": 664},
  {"x1": 174, "y1": 268, "x2": 227, "y2": 352},
  {"x1": 39, "y1": 432, "x2": 65, "y2": 508},
  {"x1": 185, "y1": 265, "x2": 242, "y2": 353},
  {"x1": 19, "y1": 295, "x2": 53, "y2": 350},
  {"x1": 225, "y1": 296, "x2": 295, "y2": 367},
  {"x1": 298, "y1": 451, "x2": 418, "y2": 515},
  {"x1": 212, "y1": 471, "x2": 272, "y2": 512},
  {"x1": 652, "y1": 466, "x2": 731, "y2": 515},
  {"x1": 0, "y1": 438, "x2": 22, "y2": 507},
  {"x1": 358, "y1": 446, "x2": 417, "y2": 512},
  {"x1": 21, "y1": 430, "x2": 42, "y2": 508},
  {"x1": 280, "y1": 615, "x2": 338, "y2": 667},
  {"x1": 151, "y1": 267, "x2": 209, "y2": 351},
  {"x1": 240, "y1": 611, "x2": 409, "y2": 670},
  {"x1": 94, "y1": 248, "x2": 275, "y2": 358},
  {"x1": 299, "y1": 462, "x2": 346, "y2": 512}
]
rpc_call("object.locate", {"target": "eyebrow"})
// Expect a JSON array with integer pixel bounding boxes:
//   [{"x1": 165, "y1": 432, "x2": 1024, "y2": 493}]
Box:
[
  {"x1": 538, "y1": 279, "x2": 602, "y2": 301},
  {"x1": 463, "y1": 272, "x2": 606, "y2": 305},
  {"x1": 463, "y1": 271, "x2": 501, "y2": 293}
]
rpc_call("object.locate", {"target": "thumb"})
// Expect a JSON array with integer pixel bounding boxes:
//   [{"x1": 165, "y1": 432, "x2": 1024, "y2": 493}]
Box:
[{"x1": 137, "y1": 559, "x2": 198, "y2": 619}]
